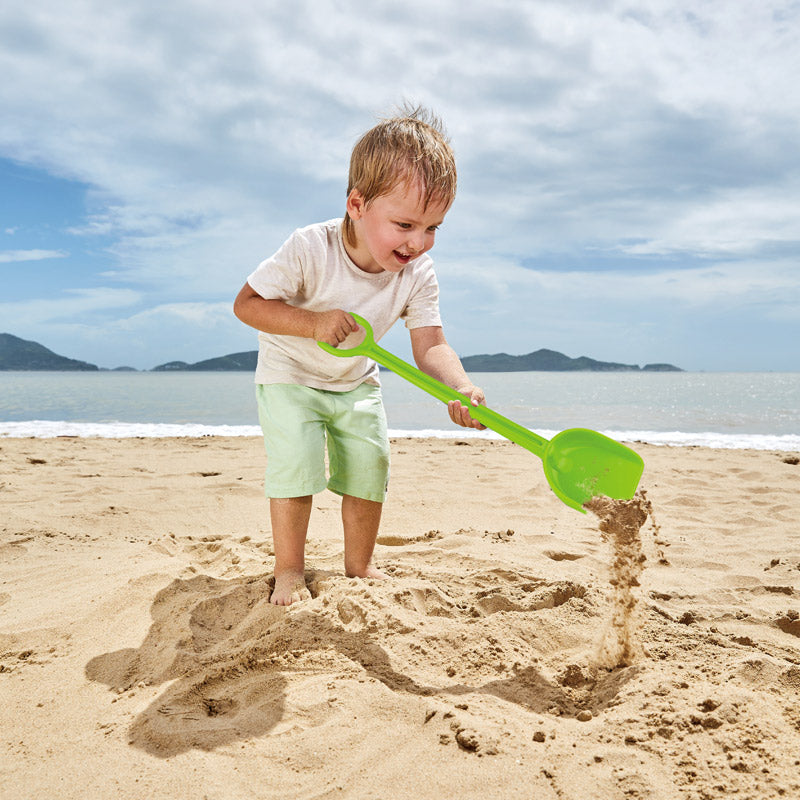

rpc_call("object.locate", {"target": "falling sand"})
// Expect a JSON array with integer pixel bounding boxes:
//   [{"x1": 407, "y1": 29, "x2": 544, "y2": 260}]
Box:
[{"x1": 585, "y1": 490, "x2": 658, "y2": 668}]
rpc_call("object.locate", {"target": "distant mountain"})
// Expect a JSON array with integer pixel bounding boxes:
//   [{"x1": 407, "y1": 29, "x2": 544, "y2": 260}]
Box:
[
  {"x1": 152, "y1": 351, "x2": 258, "y2": 371},
  {"x1": 1, "y1": 332, "x2": 683, "y2": 373},
  {"x1": 0, "y1": 333, "x2": 99, "y2": 371},
  {"x1": 641, "y1": 363, "x2": 683, "y2": 372},
  {"x1": 151, "y1": 348, "x2": 683, "y2": 373},
  {"x1": 460, "y1": 348, "x2": 682, "y2": 372},
  {"x1": 151, "y1": 360, "x2": 191, "y2": 371}
]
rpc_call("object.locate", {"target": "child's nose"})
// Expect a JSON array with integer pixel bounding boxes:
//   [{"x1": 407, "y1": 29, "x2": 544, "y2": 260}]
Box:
[{"x1": 407, "y1": 230, "x2": 425, "y2": 253}]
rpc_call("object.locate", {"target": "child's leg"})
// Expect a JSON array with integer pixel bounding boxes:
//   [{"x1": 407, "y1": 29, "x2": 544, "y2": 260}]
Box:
[
  {"x1": 325, "y1": 384, "x2": 389, "y2": 580},
  {"x1": 256, "y1": 384, "x2": 330, "y2": 606},
  {"x1": 269, "y1": 495, "x2": 313, "y2": 606},
  {"x1": 342, "y1": 494, "x2": 388, "y2": 580}
]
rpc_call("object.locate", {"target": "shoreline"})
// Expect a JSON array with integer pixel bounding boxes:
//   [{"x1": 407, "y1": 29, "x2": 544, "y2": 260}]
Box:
[
  {"x1": 1, "y1": 421, "x2": 799, "y2": 452},
  {"x1": 2, "y1": 436, "x2": 799, "y2": 798}
]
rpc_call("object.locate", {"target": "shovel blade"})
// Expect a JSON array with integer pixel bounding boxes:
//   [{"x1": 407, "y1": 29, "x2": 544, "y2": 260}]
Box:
[{"x1": 542, "y1": 428, "x2": 644, "y2": 512}]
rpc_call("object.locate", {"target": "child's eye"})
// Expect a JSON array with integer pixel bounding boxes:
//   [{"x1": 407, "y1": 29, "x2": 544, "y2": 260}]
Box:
[{"x1": 428, "y1": 225, "x2": 440, "y2": 232}]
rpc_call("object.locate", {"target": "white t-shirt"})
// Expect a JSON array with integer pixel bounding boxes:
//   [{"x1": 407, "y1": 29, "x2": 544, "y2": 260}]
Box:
[{"x1": 246, "y1": 218, "x2": 442, "y2": 391}]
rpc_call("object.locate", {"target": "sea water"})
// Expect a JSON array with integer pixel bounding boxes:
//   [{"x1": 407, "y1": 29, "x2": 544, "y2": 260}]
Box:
[{"x1": 0, "y1": 370, "x2": 798, "y2": 450}]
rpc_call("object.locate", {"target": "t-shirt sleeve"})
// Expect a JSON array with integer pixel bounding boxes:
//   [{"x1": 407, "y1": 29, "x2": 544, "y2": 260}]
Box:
[
  {"x1": 246, "y1": 229, "x2": 306, "y2": 301},
  {"x1": 401, "y1": 264, "x2": 442, "y2": 329}
]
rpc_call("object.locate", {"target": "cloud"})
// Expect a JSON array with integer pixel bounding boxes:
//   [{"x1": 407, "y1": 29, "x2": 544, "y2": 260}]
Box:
[
  {"x1": 4, "y1": 0, "x2": 795, "y2": 263},
  {"x1": 437, "y1": 253, "x2": 800, "y2": 314},
  {"x1": 0, "y1": 295, "x2": 242, "y2": 369},
  {"x1": 0, "y1": 0, "x2": 799, "y2": 369},
  {"x1": 0, "y1": 287, "x2": 141, "y2": 326},
  {"x1": 613, "y1": 186, "x2": 800, "y2": 258},
  {"x1": 117, "y1": 301, "x2": 234, "y2": 329},
  {"x1": 431, "y1": 252, "x2": 800, "y2": 369},
  {"x1": 96, "y1": 301, "x2": 251, "y2": 369},
  {"x1": 0, "y1": 249, "x2": 68, "y2": 263}
]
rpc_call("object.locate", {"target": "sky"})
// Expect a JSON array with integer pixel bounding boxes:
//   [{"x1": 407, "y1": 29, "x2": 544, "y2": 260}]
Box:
[{"x1": 1, "y1": 1, "x2": 799, "y2": 372}]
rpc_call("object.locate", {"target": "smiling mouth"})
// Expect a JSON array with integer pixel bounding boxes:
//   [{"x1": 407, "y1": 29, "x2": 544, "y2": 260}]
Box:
[{"x1": 393, "y1": 251, "x2": 412, "y2": 262}]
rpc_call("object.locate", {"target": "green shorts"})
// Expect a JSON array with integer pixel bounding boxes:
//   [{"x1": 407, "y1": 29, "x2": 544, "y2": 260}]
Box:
[{"x1": 256, "y1": 383, "x2": 390, "y2": 503}]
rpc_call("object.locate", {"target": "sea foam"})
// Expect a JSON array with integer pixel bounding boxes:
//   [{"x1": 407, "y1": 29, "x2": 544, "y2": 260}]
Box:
[{"x1": 1, "y1": 420, "x2": 798, "y2": 451}]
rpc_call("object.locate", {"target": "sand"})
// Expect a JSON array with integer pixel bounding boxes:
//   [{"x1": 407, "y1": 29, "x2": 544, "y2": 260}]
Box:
[
  {"x1": 1, "y1": 435, "x2": 799, "y2": 799},
  {"x1": 584, "y1": 493, "x2": 653, "y2": 669}
]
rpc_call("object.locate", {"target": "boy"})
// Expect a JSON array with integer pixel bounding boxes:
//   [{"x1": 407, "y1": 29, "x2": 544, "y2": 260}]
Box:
[{"x1": 233, "y1": 106, "x2": 484, "y2": 606}]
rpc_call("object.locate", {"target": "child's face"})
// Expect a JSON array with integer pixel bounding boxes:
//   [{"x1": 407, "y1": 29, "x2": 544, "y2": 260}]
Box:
[{"x1": 345, "y1": 181, "x2": 450, "y2": 274}]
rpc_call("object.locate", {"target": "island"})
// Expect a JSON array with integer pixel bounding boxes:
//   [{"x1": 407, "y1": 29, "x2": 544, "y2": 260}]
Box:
[
  {"x1": 1, "y1": 332, "x2": 682, "y2": 372},
  {"x1": 151, "y1": 352, "x2": 258, "y2": 371},
  {"x1": 460, "y1": 348, "x2": 682, "y2": 372},
  {"x1": 0, "y1": 333, "x2": 99, "y2": 371}
]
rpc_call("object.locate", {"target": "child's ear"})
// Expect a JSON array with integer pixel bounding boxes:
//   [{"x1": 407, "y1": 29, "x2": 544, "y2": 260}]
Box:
[{"x1": 346, "y1": 189, "x2": 366, "y2": 220}]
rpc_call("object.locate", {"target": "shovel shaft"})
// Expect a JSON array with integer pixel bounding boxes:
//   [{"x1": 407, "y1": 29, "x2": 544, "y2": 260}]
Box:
[
  {"x1": 369, "y1": 343, "x2": 549, "y2": 458},
  {"x1": 317, "y1": 314, "x2": 644, "y2": 513}
]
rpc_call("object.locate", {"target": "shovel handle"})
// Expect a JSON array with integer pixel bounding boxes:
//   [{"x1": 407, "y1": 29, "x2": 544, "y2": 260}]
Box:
[{"x1": 318, "y1": 314, "x2": 549, "y2": 458}]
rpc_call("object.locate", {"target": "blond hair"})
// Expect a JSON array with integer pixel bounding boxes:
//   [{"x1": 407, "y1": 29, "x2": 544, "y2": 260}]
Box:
[{"x1": 343, "y1": 105, "x2": 457, "y2": 247}]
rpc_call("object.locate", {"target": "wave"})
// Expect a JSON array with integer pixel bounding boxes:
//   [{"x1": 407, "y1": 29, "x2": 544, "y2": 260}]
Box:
[
  {"x1": 1, "y1": 420, "x2": 798, "y2": 451},
  {"x1": 0, "y1": 421, "x2": 264, "y2": 439},
  {"x1": 389, "y1": 428, "x2": 800, "y2": 451}
]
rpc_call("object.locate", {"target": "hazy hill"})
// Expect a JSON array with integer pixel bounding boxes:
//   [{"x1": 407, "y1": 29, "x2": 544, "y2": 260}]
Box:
[
  {"x1": 154, "y1": 348, "x2": 681, "y2": 372},
  {"x1": 460, "y1": 348, "x2": 682, "y2": 372},
  {"x1": 2, "y1": 332, "x2": 682, "y2": 372},
  {"x1": 0, "y1": 333, "x2": 99, "y2": 371},
  {"x1": 152, "y1": 352, "x2": 258, "y2": 371}
]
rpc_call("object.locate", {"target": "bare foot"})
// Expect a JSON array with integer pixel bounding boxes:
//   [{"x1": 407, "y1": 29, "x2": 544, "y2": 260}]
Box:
[
  {"x1": 364, "y1": 564, "x2": 389, "y2": 579},
  {"x1": 347, "y1": 563, "x2": 390, "y2": 580},
  {"x1": 270, "y1": 571, "x2": 311, "y2": 606}
]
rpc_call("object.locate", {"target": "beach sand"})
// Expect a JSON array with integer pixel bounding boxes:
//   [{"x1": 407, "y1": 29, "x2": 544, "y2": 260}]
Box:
[{"x1": 1, "y1": 435, "x2": 799, "y2": 799}]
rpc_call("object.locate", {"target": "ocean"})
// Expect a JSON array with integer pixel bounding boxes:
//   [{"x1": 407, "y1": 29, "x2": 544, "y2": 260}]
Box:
[{"x1": 0, "y1": 370, "x2": 798, "y2": 450}]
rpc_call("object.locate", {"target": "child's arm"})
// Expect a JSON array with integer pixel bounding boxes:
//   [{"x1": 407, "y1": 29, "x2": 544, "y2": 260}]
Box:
[
  {"x1": 233, "y1": 283, "x2": 357, "y2": 346},
  {"x1": 410, "y1": 325, "x2": 486, "y2": 430}
]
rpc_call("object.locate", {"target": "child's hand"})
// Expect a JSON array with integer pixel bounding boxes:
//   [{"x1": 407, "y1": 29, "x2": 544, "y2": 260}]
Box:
[
  {"x1": 448, "y1": 385, "x2": 486, "y2": 430},
  {"x1": 312, "y1": 309, "x2": 359, "y2": 347}
]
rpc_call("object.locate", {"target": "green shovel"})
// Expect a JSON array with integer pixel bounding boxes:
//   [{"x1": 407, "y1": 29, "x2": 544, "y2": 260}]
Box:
[{"x1": 318, "y1": 314, "x2": 644, "y2": 513}]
